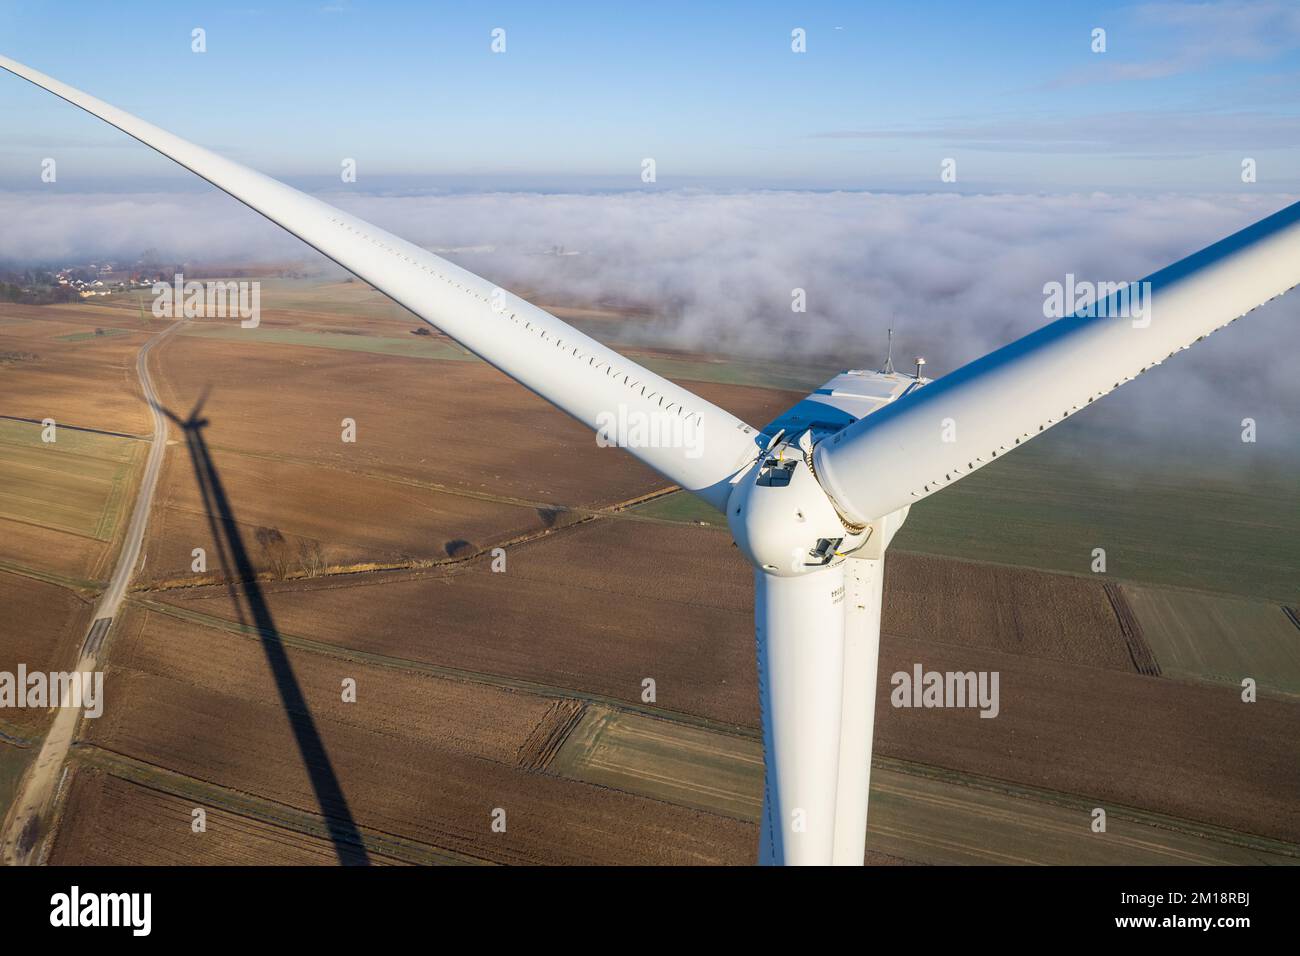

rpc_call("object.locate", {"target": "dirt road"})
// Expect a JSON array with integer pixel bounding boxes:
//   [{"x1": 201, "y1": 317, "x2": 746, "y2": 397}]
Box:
[{"x1": 1, "y1": 318, "x2": 182, "y2": 865}]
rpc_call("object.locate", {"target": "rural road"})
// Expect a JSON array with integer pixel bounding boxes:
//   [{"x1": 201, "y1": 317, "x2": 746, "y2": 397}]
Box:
[{"x1": 1, "y1": 317, "x2": 183, "y2": 865}]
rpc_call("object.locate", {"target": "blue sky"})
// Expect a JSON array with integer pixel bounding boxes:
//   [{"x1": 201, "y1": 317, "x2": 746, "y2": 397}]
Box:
[{"x1": 2, "y1": 0, "x2": 1299, "y2": 191}]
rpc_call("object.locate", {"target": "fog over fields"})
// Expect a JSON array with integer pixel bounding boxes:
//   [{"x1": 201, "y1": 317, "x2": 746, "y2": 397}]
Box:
[{"x1": 3, "y1": 188, "x2": 1297, "y2": 461}]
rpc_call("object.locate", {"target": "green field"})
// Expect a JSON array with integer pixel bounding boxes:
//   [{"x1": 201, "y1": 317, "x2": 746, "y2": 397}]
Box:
[
  {"x1": 56, "y1": 327, "x2": 134, "y2": 343},
  {"x1": 1123, "y1": 584, "x2": 1300, "y2": 696},
  {"x1": 891, "y1": 434, "x2": 1300, "y2": 603},
  {"x1": 634, "y1": 355, "x2": 835, "y2": 393},
  {"x1": 552, "y1": 705, "x2": 762, "y2": 820},
  {"x1": 628, "y1": 491, "x2": 723, "y2": 525},
  {"x1": 235, "y1": 277, "x2": 395, "y2": 316},
  {"x1": 0, "y1": 737, "x2": 36, "y2": 824},
  {"x1": 181, "y1": 322, "x2": 477, "y2": 360},
  {"x1": 0, "y1": 419, "x2": 142, "y2": 540}
]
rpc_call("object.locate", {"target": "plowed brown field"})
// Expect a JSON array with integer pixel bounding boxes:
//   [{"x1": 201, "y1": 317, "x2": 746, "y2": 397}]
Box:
[
  {"x1": 0, "y1": 571, "x2": 93, "y2": 734},
  {"x1": 882, "y1": 553, "x2": 1135, "y2": 671},
  {"x1": 0, "y1": 306, "x2": 156, "y2": 435},
  {"x1": 49, "y1": 769, "x2": 411, "y2": 866}
]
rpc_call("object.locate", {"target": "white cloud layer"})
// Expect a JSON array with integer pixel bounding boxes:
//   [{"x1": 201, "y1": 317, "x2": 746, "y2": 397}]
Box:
[{"x1": 3, "y1": 188, "x2": 1297, "y2": 461}]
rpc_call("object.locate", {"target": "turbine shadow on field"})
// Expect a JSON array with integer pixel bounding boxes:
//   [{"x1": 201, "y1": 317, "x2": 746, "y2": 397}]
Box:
[{"x1": 162, "y1": 390, "x2": 370, "y2": 865}]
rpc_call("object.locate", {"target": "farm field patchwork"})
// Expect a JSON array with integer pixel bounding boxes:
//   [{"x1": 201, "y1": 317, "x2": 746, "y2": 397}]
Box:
[
  {"x1": 145, "y1": 514, "x2": 1300, "y2": 852},
  {"x1": 78, "y1": 670, "x2": 752, "y2": 864},
  {"x1": 6, "y1": 277, "x2": 1298, "y2": 866},
  {"x1": 70, "y1": 604, "x2": 752, "y2": 865}
]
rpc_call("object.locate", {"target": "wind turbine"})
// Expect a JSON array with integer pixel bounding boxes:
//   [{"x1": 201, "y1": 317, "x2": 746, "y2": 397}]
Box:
[{"x1": 4, "y1": 54, "x2": 1298, "y2": 866}]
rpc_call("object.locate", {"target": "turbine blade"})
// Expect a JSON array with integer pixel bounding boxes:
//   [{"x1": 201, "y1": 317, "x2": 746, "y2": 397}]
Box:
[
  {"x1": 0, "y1": 55, "x2": 762, "y2": 508},
  {"x1": 754, "y1": 566, "x2": 848, "y2": 865},
  {"x1": 811, "y1": 200, "x2": 1300, "y2": 525}
]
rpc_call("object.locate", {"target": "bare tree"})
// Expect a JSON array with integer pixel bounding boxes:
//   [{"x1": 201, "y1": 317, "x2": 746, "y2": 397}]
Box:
[
  {"x1": 254, "y1": 526, "x2": 291, "y2": 578},
  {"x1": 298, "y1": 538, "x2": 326, "y2": 577}
]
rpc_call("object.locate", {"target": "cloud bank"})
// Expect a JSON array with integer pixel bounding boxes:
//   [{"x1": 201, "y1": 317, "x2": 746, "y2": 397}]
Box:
[{"x1": 2, "y1": 187, "x2": 1296, "y2": 463}]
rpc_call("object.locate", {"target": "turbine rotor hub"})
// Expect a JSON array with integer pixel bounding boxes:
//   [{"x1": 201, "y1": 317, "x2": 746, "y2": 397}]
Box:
[{"x1": 727, "y1": 436, "x2": 868, "y2": 577}]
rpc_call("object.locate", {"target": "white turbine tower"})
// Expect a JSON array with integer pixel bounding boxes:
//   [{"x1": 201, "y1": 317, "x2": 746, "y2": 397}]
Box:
[{"x1": 5, "y1": 54, "x2": 1299, "y2": 866}]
